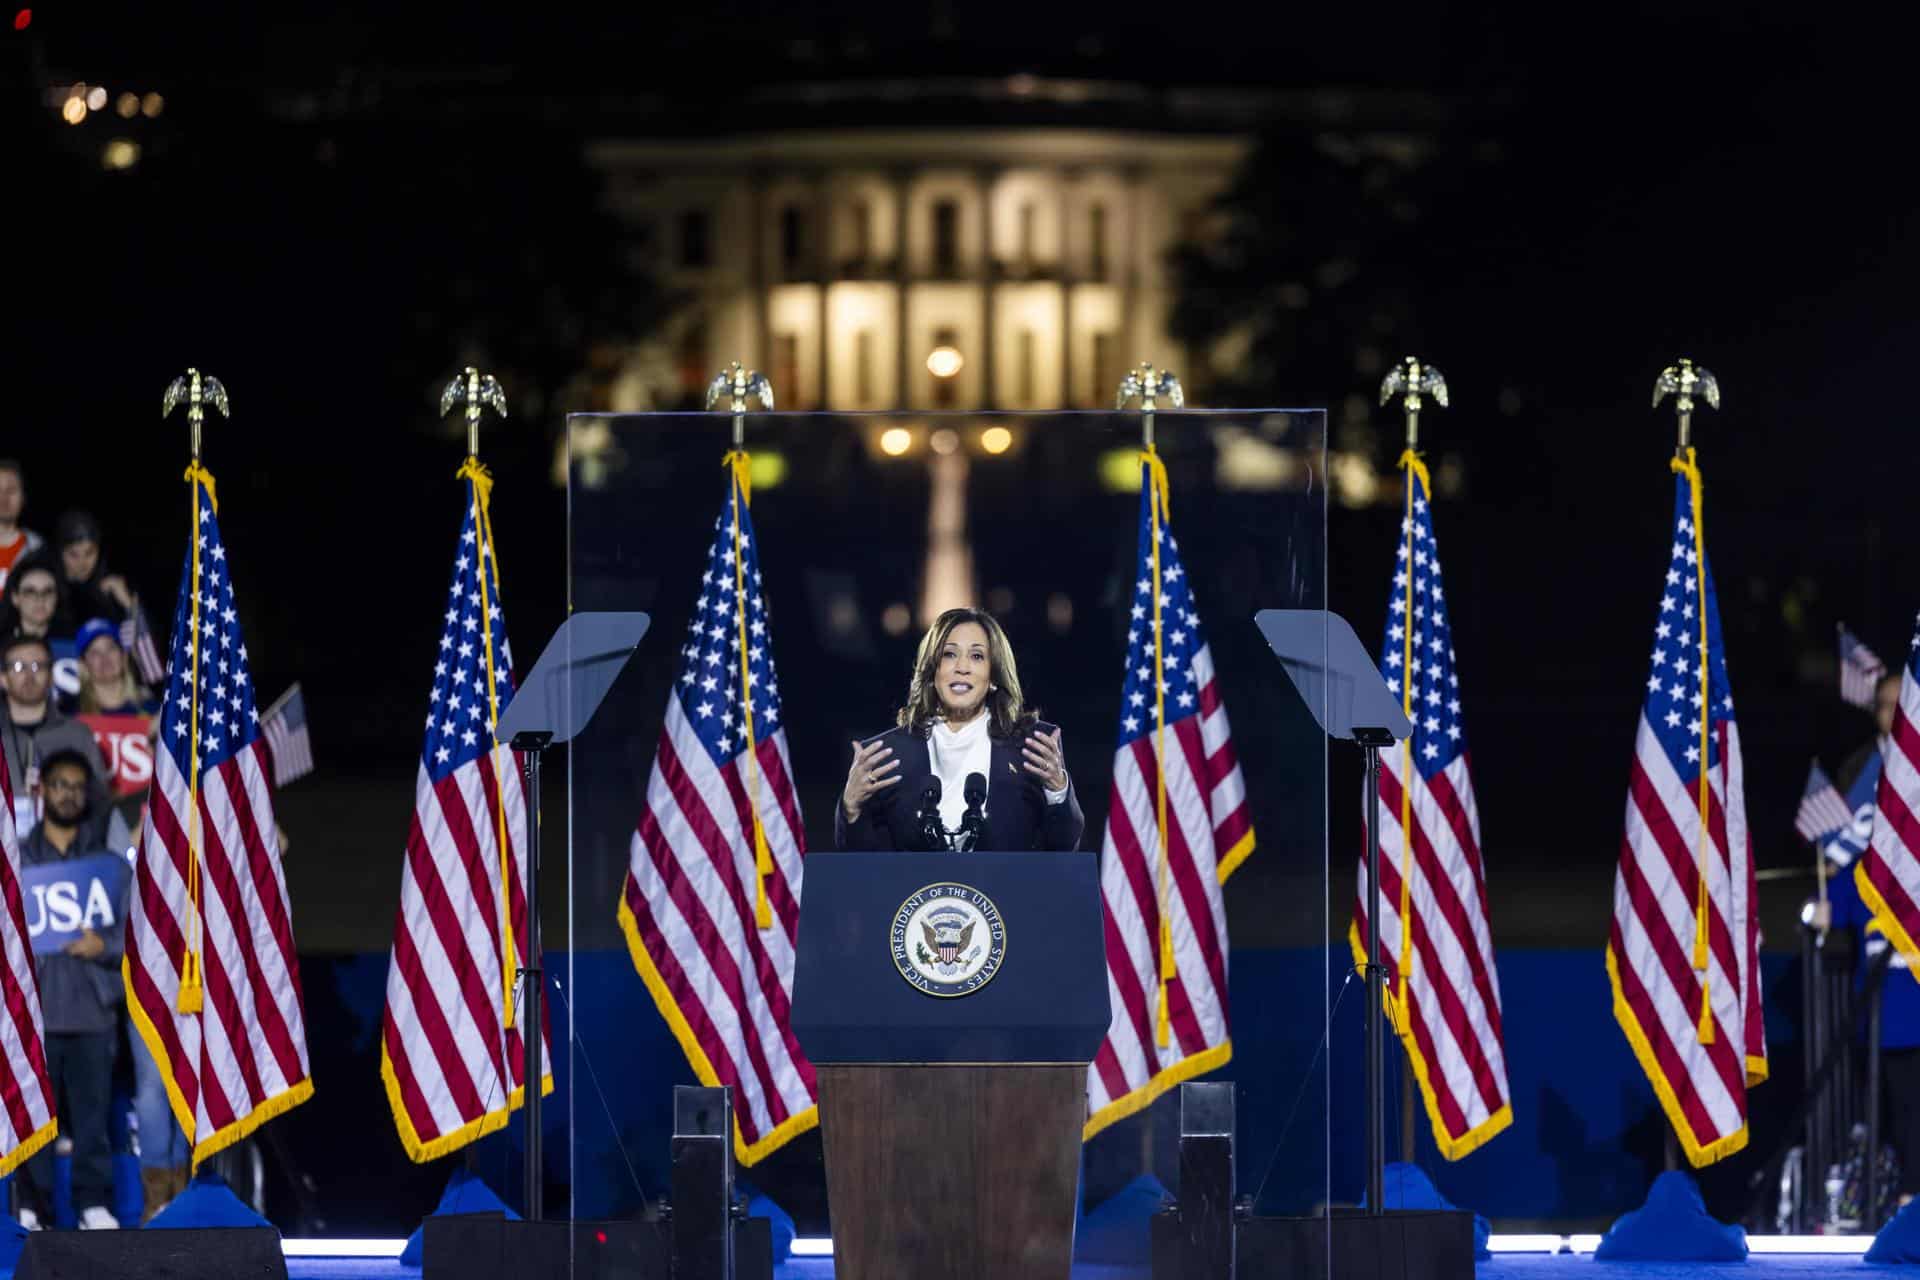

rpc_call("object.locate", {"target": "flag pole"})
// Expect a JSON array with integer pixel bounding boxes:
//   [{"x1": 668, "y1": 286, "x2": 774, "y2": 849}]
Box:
[
  {"x1": 1381, "y1": 355, "x2": 1448, "y2": 1167},
  {"x1": 706, "y1": 363, "x2": 778, "y2": 929},
  {"x1": 160, "y1": 368, "x2": 230, "y2": 1015},
  {"x1": 438, "y1": 367, "x2": 532, "y2": 1205},
  {"x1": 1117, "y1": 362, "x2": 1185, "y2": 1175}
]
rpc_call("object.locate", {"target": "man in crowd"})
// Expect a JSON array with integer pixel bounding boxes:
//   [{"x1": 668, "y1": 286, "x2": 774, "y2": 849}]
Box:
[
  {"x1": 16, "y1": 750, "x2": 124, "y2": 1231},
  {"x1": 1, "y1": 633, "x2": 120, "y2": 844},
  {"x1": 0, "y1": 461, "x2": 42, "y2": 594}
]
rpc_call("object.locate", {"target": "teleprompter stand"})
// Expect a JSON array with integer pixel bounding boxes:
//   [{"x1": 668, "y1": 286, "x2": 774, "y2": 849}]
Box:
[{"x1": 1144, "y1": 611, "x2": 1470, "y2": 1280}]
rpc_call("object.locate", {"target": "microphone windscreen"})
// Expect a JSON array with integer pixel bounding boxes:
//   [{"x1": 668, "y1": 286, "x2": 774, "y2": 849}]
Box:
[
  {"x1": 923, "y1": 776, "x2": 942, "y2": 806},
  {"x1": 964, "y1": 772, "x2": 987, "y2": 806}
]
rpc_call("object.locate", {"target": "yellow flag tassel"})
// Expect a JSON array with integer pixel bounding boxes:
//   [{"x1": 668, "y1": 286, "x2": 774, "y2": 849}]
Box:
[
  {"x1": 458, "y1": 456, "x2": 519, "y2": 1035},
  {"x1": 723, "y1": 452, "x2": 775, "y2": 931},
  {"x1": 1140, "y1": 447, "x2": 1176, "y2": 1048},
  {"x1": 1672, "y1": 448, "x2": 1715, "y2": 1047},
  {"x1": 175, "y1": 463, "x2": 218, "y2": 1015},
  {"x1": 1391, "y1": 450, "x2": 1430, "y2": 1039}
]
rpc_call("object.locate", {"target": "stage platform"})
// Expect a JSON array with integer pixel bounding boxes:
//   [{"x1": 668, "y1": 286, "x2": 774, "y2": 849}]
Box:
[{"x1": 254, "y1": 1237, "x2": 1903, "y2": 1279}]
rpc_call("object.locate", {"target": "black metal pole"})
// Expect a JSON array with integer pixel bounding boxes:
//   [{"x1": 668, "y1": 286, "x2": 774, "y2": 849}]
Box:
[
  {"x1": 1361, "y1": 738, "x2": 1387, "y2": 1216},
  {"x1": 514, "y1": 733, "x2": 551, "y2": 1222},
  {"x1": 1867, "y1": 957, "x2": 1885, "y2": 1231}
]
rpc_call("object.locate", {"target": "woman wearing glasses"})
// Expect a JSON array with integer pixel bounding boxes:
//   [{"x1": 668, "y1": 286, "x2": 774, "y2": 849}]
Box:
[{"x1": 0, "y1": 553, "x2": 72, "y2": 642}]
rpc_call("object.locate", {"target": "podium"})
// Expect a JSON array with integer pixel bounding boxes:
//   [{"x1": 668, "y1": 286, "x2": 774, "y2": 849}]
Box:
[{"x1": 792, "y1": 851, "x2": 1109, "y2": 1280}]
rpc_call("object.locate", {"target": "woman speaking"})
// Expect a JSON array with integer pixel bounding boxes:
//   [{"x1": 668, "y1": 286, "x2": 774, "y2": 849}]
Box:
[{"x1": 835, "y1": 607, "x2": 1083, "y2": 852}]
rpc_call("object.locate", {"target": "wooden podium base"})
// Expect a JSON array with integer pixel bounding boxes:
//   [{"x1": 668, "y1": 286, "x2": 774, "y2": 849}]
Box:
[{"x1": 818, "y1": 1064, "x2": 1085, "y2": 1280}]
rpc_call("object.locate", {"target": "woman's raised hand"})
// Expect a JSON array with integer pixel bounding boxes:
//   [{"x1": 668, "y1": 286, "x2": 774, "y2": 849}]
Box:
[
  {"x1": 1021, "y1": 727, "x2": 1069, "y2": 792},
  {"x1": 842, "y1": 738, "x2": 901, "y2": 823}
]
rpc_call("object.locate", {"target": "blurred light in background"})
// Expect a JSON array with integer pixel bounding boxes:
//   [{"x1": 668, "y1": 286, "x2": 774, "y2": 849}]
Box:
[
  {"x1": 1211, "y1": 424, "x2": 1302, "y2": 490},
  {"x1": 929, "y1": 427, "x2": 959, "y2": 455},
  {"x1": 925, "y1": 346, "x2": 963, "y2": 379},
  {"x1": 986, "y1": 586, "x2": 1013, "y2": 614},
  {"x1": 116, "y1": 92, "x2": 139, "y2": 119},
  {"x1": 881, "y1": 603, "x2": 912, "y2": 636},
  {"x1": 1329, "y1": 452, "x2": 1381, "y2": 507},
  {"x1": 13, "y1": 9, "x2": 29, "y2": 32},
  {"x1": 879, "y1": 427, "x2": 913, "y2": 456},
  {"x1": 979, "y1": 426, "x2": 1012, "y2": 454},
  {"x1": 1046, "y1": 593, "x2": 1073, "y2": 633},
  {"x1": 101, "y1": 139, "x2": 140, "y2": 171},
  {"x1": 61, "y1": 96, "x2": 86, "y2": 125},
  {"x1": 1097, "y1": 446, "x2": 1143, "y2": 494},
  {"x1": 748, "y1": 451, "x2": 787, "y2": 490},
  {"x1": 141, "y1": 92, "x2": 164, "y2": 118},
  {"x1": 86, "y1": 86, "x2": 106, "y2": 111}
]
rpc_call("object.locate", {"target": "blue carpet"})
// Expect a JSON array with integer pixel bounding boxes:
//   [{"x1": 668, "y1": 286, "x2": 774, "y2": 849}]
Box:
[{"x1": 260, "y1": 1254, "x2": 1914, "y2": 1279}]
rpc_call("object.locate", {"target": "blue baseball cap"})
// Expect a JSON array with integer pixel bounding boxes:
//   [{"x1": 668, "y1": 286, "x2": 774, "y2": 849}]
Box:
[{"x1": 74, "y1": 617, "x2": 120, "y2": 659}]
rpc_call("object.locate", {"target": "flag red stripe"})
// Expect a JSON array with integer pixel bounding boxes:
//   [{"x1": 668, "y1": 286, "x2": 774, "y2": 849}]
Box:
[
  {"x1": 1626, "y1": 762, "x2": 1743, "y2": 987},
  {"x1": 1100, "y1": 798, "x2": 1169, "y2": 1064},
  {"x1": 639, "y1": 751, "x2": 790, "y2": 1130},
  {"x1": 209, "y1": 759, "x2": 306, "y2": 1081},
  {"x1": 620, "y1": 872, "x2": 761, "y2": 1142},
  {"x1": 1615, "y1": 833, "x2": 1748, "y2": 1104},
  {"x1": 659, "y1": 731, "x2": 808, "y2": 1077},
  {"x1": 404, "y1": 805, "x2": 509, "y2": 1083},
  {"x1": 387, "y1": 916, "x2": 488, "y2": 1121},
  {"x1": 1608, "y1": 918, "x2": 1724, "y2": 1145},
  {"x1": 1166, "y1": 718, "x2": 1230, "y2": 1001}
]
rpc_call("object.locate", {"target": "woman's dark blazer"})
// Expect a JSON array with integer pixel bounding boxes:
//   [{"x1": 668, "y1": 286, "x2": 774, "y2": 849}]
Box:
[{"x1": 832, "y1": 720, "x2": 1085, "y2": 852}]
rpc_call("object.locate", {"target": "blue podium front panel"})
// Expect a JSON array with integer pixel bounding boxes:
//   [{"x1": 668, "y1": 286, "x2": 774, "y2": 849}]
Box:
[{"x1": 791, "y1": 851, "x2": 1109, "y2": 1063}]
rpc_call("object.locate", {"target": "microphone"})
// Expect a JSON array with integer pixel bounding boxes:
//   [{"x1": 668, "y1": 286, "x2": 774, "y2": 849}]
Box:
[
  {"x1": 915, "y1": 777, "x2": 947, "y2": 852},
  {"x1": 954, "y1": 772, "x2": 989, "y2": 853}
]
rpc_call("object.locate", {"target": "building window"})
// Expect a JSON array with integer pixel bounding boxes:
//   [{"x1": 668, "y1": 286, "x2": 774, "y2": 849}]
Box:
[
  {"x1": 774, "y1": 333, "x2": 800, "y2": 409},
  {"x1": 1017, "y1": 201, "x2": 1036, "y2": 273},
  {"x1": 678, "y1": 318, "x2": 710, "y2": 398},
  {"x1": 679, "y1": 209, "x2": 711, "y2": 270},
  {"x1": 932, "y1": 325, "x2": 960, "y2": 407},
  {"x1": 1092, "y1": 331, "x2": 1116, "y2": 407},
  {"x1": 855, "y1": 329, "x2": 875, "y2": 405},
  {"x1": 849, "y1": 200, "x2": 872, "y2": 268},
  {"x1": 1017, "y1": 329, "x2": 1036, "y2": 406},
  {"x1": 1088, "y1": 203, "x2": 1108, "y2": 281},
  {"x1": 932, "y1": 200, "x2": 960, "y2": 277},
  {"x1": 780, "y1": 205, "x2": 808, "y2": 278}
]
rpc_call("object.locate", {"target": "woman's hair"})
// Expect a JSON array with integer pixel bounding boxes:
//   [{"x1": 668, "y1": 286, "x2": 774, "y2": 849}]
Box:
[
  {"x1": 77, "y1": 666, "x2": 146, "y2": 715},
  {"x1": 896, "y1": 607, "x2": 1037, "y2": 738}
]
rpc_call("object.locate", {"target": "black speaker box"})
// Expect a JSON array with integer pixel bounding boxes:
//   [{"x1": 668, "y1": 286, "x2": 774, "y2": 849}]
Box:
[
  {"x1": 16, "y1": 1227, "x2": 288, "y2": 1280},
  {"x1": 1154, "y1": 1207, "x2": 1476, "y2": 1280},
  {"x1": 423, "y1": 1212, "x2": 671, "y2": 1280}
]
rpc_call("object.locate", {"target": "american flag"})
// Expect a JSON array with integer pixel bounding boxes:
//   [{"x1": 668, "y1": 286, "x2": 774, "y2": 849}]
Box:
[
  {"x1": 381, "y1": 464, "x2": 549, "y2": 1162},
  {"x1": 1606, "y1": 452, "x2": 1766, "y2": 1168},
  {"x1": 122, "y1": 597, "x2": 166, "y2": 686},
  {"x1": 1355, "y1": 453, "x2": 1511, "y2": 1159},
  {"x1": 260, "y1": 683, "x2": 313, "y2": 788},
  {"x1": 1085, "y1": 454, "x2": 1253, "y2": 1139},
  {"x1": 1855, "y1": 608, "x2": 1920, "y2": 977},
  {"x1": 616, "y1": 458, "x2": 814, "y2": 1164},
  {"x1": 125, "y1": 468, "x2": 312, "y2": 1166},
  {"x1": 0, "y1": 747, "x2": 55, "y2": 1177},
  {"x1": 1795, "y1": 760, "x2": 1854, "y2": 845},
  {"x1": 1839, "y1": 623, "x2": 1887, "y2": 711}
]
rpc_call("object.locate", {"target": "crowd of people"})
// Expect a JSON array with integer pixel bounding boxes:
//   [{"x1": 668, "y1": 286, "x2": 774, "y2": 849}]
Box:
[{"x1": 0, "y1": 458, "x2": 190, "y2": 1230}]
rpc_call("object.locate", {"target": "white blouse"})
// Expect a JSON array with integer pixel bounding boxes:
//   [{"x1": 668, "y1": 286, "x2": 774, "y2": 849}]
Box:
[{"x1": 927, "y1": 715, "x2": 993, "y2": 833}]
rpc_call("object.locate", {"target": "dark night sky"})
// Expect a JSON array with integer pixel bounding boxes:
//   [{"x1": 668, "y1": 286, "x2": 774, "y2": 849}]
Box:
[{"x1": 4, "y1": 1, "x2": 1920, "y2": 950}]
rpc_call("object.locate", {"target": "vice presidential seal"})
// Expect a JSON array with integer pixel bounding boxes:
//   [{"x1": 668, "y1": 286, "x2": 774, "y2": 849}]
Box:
[{"x1": 890, "y1": 882, "x2": 1007, "y2": 996}]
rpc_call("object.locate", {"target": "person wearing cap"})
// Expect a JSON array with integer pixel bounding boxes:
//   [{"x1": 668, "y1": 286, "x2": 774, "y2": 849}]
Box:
[
  {"x1": 74, "y1": 618, "x2": 157, "y2": 719},
  {"x1": 53, "y1": 511, "x2": 134, "y2": 627}
]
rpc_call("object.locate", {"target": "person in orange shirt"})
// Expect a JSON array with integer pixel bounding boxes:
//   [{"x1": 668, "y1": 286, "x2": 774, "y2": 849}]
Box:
[{"x1": 0, "y1": 460, "x2": 45, "y2": 594}]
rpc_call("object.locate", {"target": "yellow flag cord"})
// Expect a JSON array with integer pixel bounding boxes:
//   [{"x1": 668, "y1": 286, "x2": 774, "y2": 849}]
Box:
[
  {"x1": 175, "y1": 463, "x2": 217, "y2": 1014},
  {"x1": 1672, "y1": 448, "x2": 1715, "y2": 1045},
  {"x1": 1141, "y1": 448, "x2": 1175, "y2": 1048},
  {"x1": 723, "y1": 451, "x2": 775, "y2": 930},
  {"x1": 457, "y1": 457, "x2": 518, "y2": 1036},
  {"x1": 1393, "y1": 450, "x2": 1430, "y2": 1035}
]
